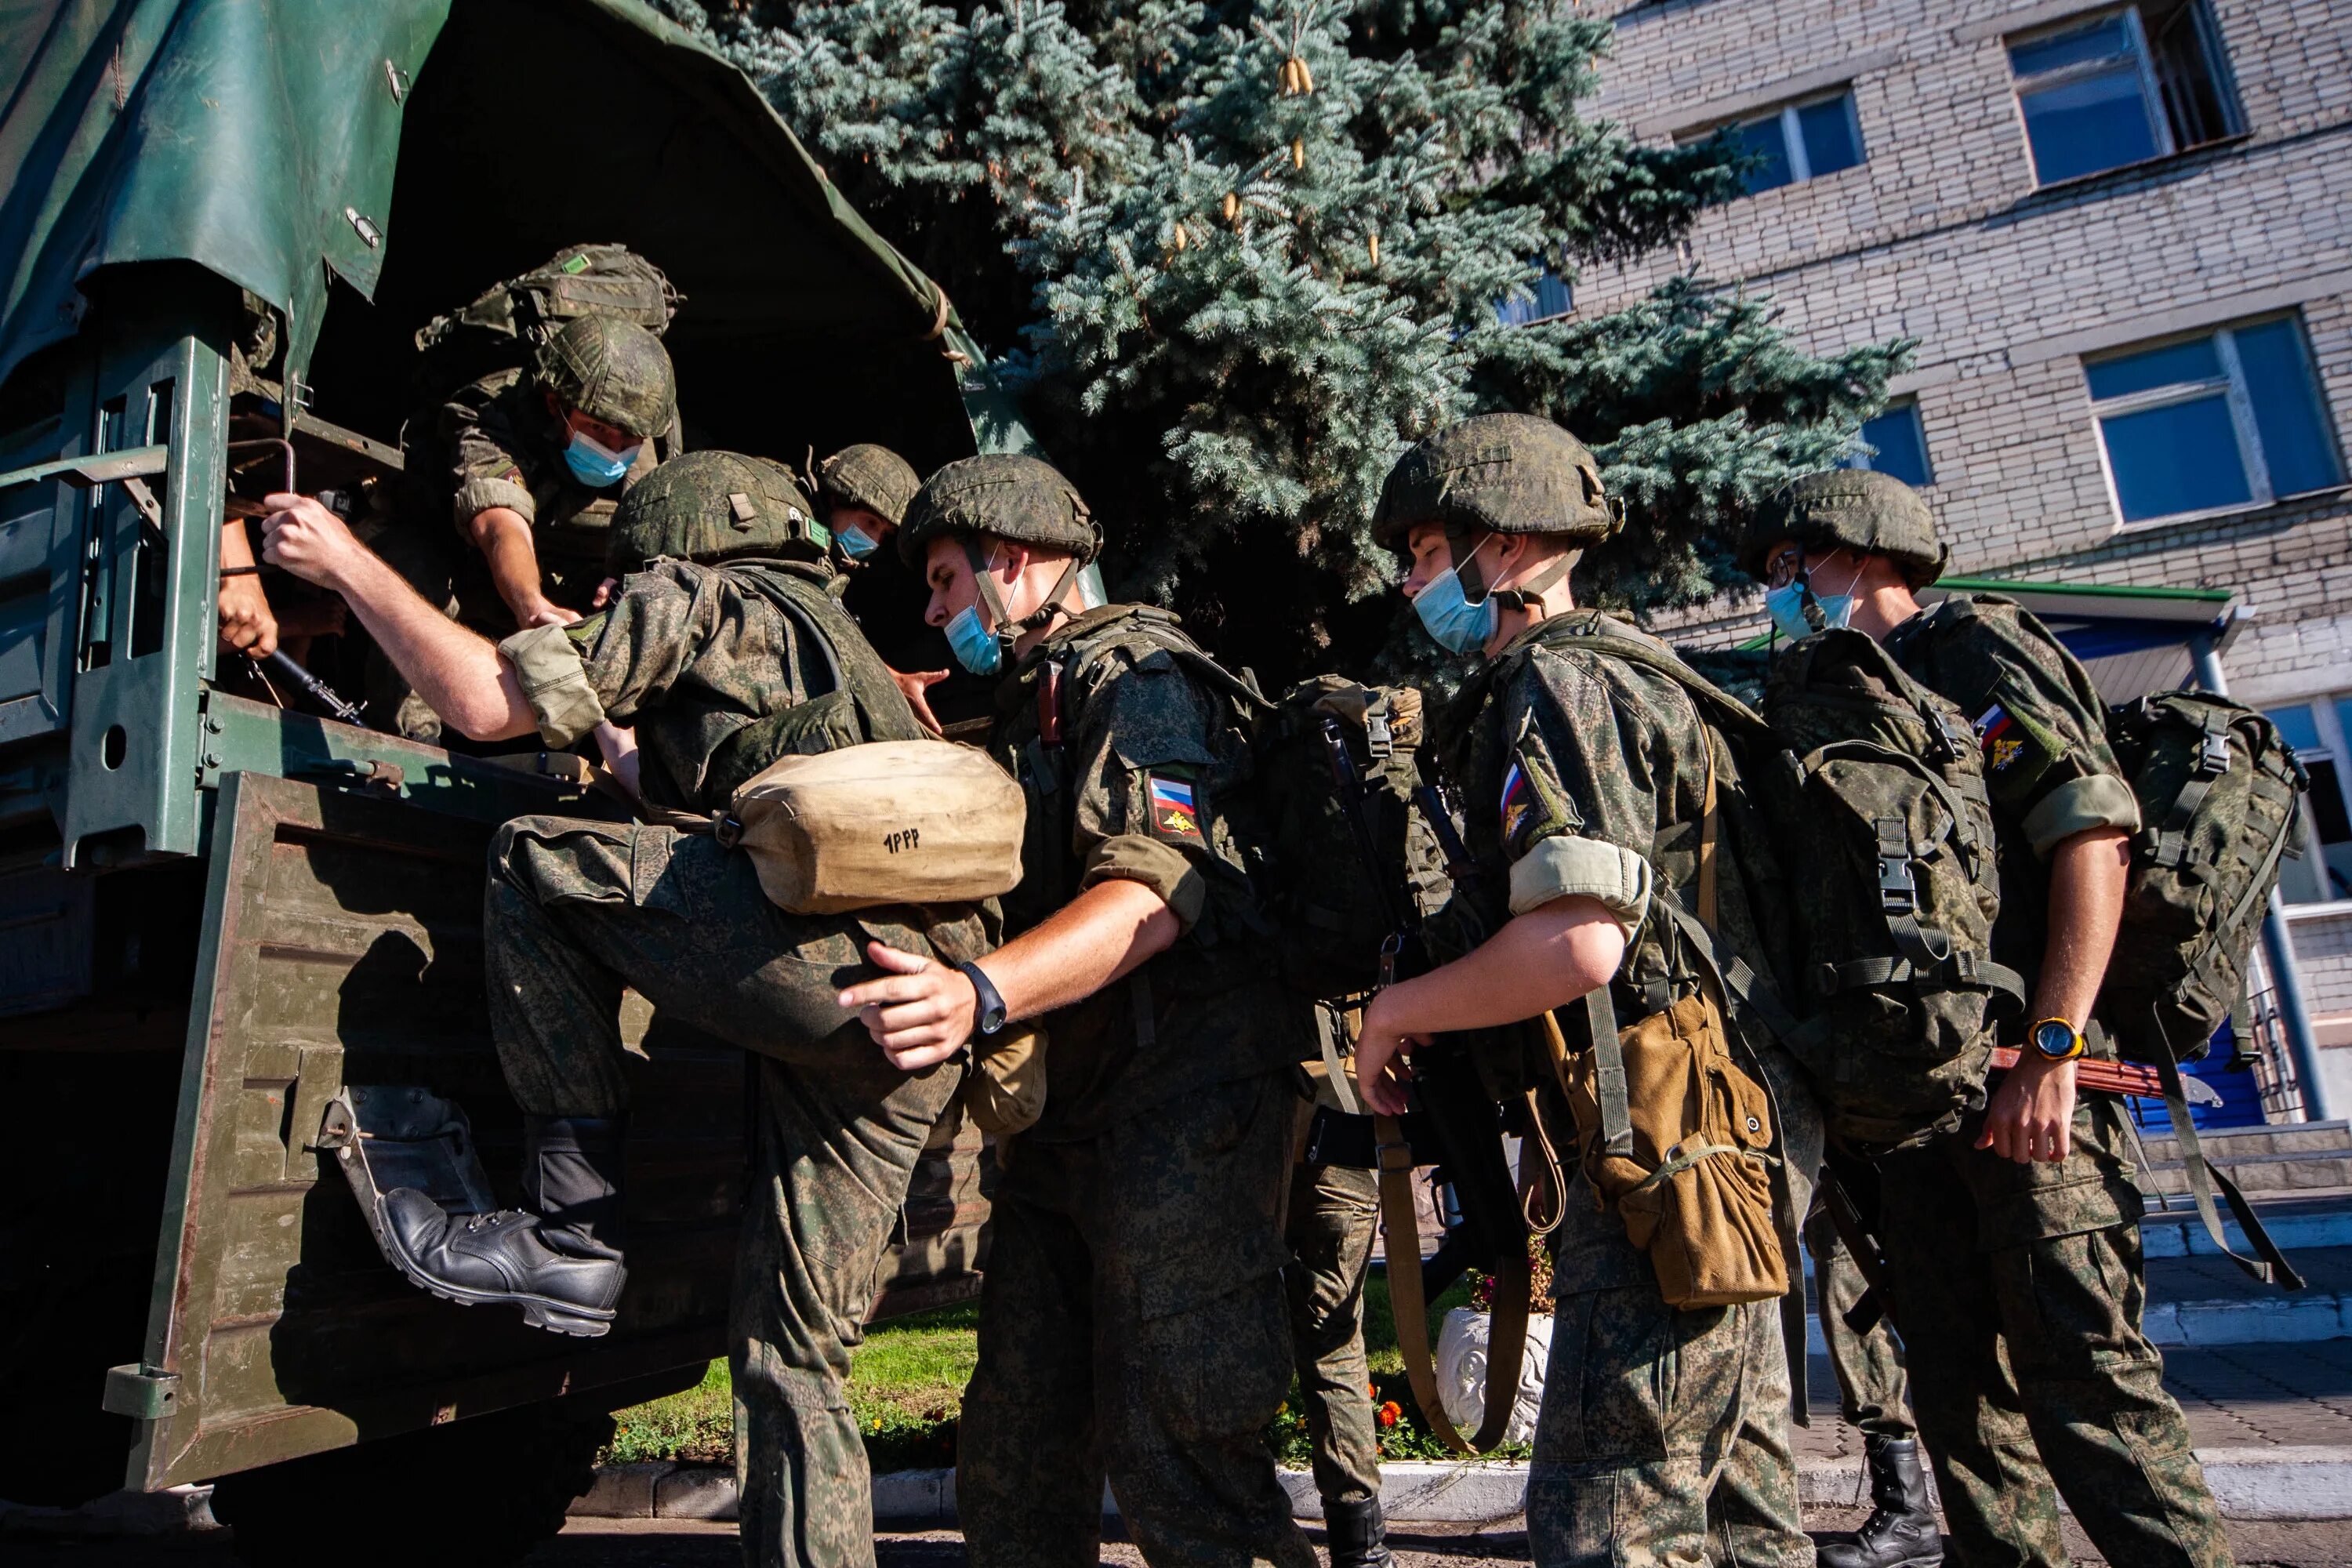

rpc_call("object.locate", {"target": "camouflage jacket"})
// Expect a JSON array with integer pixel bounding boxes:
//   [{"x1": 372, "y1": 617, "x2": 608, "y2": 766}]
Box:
[
  {"x1": 992, "y1": 605, "x2": 1306, "y2": 1142},
  {"x1": 432, "y1": 367, "x2": 681, "y2": 609},
  {"x1": 1438, "y1": 609, "x2": 1820, "y2": 1293},
  {"x1": 1883, "y1": 594, "x2": 2141, "y2": 994},
  {"x1": 499, "y1": 557, "x2": 919, "y2": 815}
]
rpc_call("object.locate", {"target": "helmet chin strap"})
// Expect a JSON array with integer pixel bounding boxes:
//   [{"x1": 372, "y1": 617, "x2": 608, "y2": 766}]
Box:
[
  {"x1": 962, "y1": 538, "x2": 1085, "y2": 652},
  {"x1": 1447, "y1": 528, "x2": 1574, "y2": 611}
]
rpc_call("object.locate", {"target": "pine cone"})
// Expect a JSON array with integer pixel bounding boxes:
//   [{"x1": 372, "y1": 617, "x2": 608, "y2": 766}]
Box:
[{"x1": 1292, "y1": 139, "x2": 1306, "y2": 170}]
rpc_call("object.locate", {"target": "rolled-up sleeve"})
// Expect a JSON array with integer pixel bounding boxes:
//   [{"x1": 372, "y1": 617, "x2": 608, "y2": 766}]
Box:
[
  {"x1": 497, "y1": 624, "x2": 605, "y2": 747},
  {"x1": 455, "y1": 472, "x2": 535, "y2": 525},
  {"x1": 1507, "y1": 834, "x2": 1653, "y2": 933},
  {"x1": 2020, "y1": 771, "x2": 2141, "y2": 857},
  {"x1": 1080, "y1": 834, "x2": 1210, "y2": 929}
]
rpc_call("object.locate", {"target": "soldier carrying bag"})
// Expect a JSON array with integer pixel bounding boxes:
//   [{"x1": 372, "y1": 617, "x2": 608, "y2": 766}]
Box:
[{"x1": 1556, "y1": 733, "x2": 1791, "y2": 1308}]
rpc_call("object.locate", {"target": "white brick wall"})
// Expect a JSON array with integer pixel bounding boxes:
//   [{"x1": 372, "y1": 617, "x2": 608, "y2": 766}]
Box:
[{"x1": 1581, "y1": 0, "x2": 2352, "y2": 1015}]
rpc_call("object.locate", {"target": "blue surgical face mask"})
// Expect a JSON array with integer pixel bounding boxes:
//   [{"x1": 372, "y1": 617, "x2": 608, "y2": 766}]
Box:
[
  {"x1": 945, "y1": 603, "x2": 1003, "y2": 676},
  {"x1": 835, "y1": 520, "x2": 880, "y2": 561},
  {"x1": 563, "y1": 430, "x2": 640, "y2": 489},
  {"x1": 1410, "y1": 536, "x2": 1500, "y2": 655},
  {"x1": 1764, "y1": 554, "x2": 1859, "y2": 644}
]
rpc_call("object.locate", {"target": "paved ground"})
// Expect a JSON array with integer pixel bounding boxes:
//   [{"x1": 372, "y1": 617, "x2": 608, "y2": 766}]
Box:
[
  {"x1": 1791, "y1": 1335, "x2": 2352, "y2": 1465},
  {"x1": 13, "y1": 1515, "x2": 2350, "y2": 1566}
]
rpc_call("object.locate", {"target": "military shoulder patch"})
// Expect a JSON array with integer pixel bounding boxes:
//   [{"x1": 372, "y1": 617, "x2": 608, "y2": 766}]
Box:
[
  {"x1": 1143, "y1": 771, "x2": 1204, "y2": 844},
  {"x1": 1501, "y1": 760, "x2": 1534, "y2": 843},
  {"x1": 1973, "y1": 702, "x2": 2024, "y2": 773}
]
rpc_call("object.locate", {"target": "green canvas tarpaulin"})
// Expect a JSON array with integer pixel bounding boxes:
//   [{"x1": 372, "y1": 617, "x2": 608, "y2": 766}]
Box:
[{"x1": 0, "y1": 0, "x2": 1010, "y2": 449}]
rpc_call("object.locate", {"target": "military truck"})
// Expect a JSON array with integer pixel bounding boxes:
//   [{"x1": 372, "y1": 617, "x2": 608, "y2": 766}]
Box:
[{"x1": 0, "y1": 3, "x2": 1019, "y2": 1559}]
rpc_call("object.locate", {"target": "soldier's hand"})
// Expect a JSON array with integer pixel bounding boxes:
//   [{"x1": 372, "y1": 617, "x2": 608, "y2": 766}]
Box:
[
  {"x1": 839, "y1": 942, "x2": 977, "y2": 1071},
  {"x1": 1353, "y1": 993, "x2": 1429, "y2": 1118},
  {"x1": 889, "y1": 667, "x2": 949, "y2": 735},
  {"x1": 217, "y1": 572, "x2": 278, "y2": 658},
  {"x1": 259, "y1": 493, "x2": 364, "y2": 590},
  {"x1": 1978, "y1": 1053, "x2": 2078, "y2": 1163},
  {"x1": 518, "y1": 598, "x2": 582, "y2": 630}
]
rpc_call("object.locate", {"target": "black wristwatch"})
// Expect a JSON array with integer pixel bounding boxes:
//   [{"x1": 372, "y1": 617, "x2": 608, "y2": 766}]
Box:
[
  {"x1": 957, "y1": 960, "x2": 1010, "y2": 1036},
  {"x1": 2029, "y1": 1016, "x2": 2086, "y2": 1062}
]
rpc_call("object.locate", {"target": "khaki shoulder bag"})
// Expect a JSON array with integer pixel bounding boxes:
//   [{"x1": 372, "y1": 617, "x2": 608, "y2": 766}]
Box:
[{"x1": 1556, "y1": 737, "x2": 1789, "y2": 1308}]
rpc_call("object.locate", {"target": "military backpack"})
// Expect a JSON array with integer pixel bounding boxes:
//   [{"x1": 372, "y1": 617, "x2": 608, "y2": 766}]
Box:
[
  {"x1": 1023, "y1": 610, "x2": 1433, "y2": 1000},
  {"x1": 2098, "y1": 692, "x2": 2310, "y2": 1066},
  {"x1": 1544, "y1": 626, "x2": 2021, "y2": 1153},
  {"x1": 411, "y1": 243, "x2": 682, "y2": 405},
  {"x1": 1752, "y1": 628, "x2": 2021, "y2": 1151}
]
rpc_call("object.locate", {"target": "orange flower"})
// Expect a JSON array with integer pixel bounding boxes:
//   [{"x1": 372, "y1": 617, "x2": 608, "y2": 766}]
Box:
[{"x1": 1377, "y1": 1400, "x2": 1401, "y2": 1428}]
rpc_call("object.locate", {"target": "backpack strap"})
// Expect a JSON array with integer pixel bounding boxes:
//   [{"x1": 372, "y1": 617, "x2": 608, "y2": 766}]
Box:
[
  {"x1": 2147, "y1": 701, "x2": 2237, "y2": 869},
  {"x1": 2145, "y1": 1041, "x2": 2304, "y2": 1290}
]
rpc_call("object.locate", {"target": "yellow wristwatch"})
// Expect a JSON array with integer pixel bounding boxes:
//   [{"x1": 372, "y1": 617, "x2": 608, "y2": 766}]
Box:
[{"x1": 2028, "y1": 1017, "x2": 2086, "y2": 1062}]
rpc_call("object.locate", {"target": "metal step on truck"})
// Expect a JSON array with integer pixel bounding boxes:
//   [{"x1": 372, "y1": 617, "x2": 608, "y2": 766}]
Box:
[{"x1": 0, "y1": 3, "x2": 1027, "y2": 1560}]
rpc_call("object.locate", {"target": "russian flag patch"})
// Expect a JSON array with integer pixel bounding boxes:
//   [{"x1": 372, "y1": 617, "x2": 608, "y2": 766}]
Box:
[
  {"x1": 1146, "y1": 773, "x2": 1203, "y2": 843},
  {"x1": 1501, "y1": 760, "x2": 1531, "y2": 841},
  {"x1": 1973, "y1": 702, "x2": 2024, "y2": 773}
]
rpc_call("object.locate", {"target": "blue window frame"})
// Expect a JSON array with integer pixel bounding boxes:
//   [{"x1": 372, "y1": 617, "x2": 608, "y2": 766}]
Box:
[
  {"x1": 1686, "y1": 89, "x2": 1865, "y2": 198},
  {"x1": 1842, "y1": 401, "x2": 1934, "y2": 488},
  {"x1": 1495, "y1": 267, "x2": 1573, "y2": 328},
  {"x1": 2086, "y1": 316, "x2": 2344, "y2": 525},
  {"x1": 2007, "y1": 3, "x2": 2238, "y2": 186}
]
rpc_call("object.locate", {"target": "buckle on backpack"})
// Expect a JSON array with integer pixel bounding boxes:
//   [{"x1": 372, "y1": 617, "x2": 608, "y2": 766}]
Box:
[
  {"x1": 1366, "y1": 706, "x2": 1394, "y2": 759},
  {"x1": 1875, "y1": 818, "x2": 1916, "y2": 914},
  {"x1": 2199, "y1": 728, "x2": 2231, "y2": 777}
]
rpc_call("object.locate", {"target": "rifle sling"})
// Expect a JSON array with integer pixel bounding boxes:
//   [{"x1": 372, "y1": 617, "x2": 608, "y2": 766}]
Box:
[
  {"x1": 2148, "y1": 1028, "x2": 2303, "y2": 1290},
  {"x1": 1374, "y1": 1113, "x2": 1528, "y2": 1454}
]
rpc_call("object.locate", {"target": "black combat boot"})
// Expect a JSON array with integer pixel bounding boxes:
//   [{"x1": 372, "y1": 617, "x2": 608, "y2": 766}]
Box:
[
  {"x1": 1323, "y1": 1495, "x2": 1396, "y2": 1568},
  {"x1": 1819, "y1": 1435, "x2": 1943, "y2": 1568},
  {"x1": 379, "y1": 1116, "x2": 629, "y2": 1338}
]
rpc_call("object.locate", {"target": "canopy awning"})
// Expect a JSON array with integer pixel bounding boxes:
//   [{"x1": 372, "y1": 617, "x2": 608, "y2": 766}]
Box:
[{"x1": 1919, "y1": 576, "x2": 2243, "y2": 704}]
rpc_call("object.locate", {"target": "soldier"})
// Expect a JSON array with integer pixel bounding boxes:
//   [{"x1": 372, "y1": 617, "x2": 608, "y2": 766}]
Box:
[
  {"x1": 259, "y1": 451, "x2": 993, "y2": 1568},
  {"x1": 1745, "y1": 469, "x2": 2228, "y2": 1568},
  {"x1": 833, "y1": 454, "x2": 1317, "y2": 1568},
  {"x1": 1352, "y1": 413, "x2": 1822, "y2": 1568},
  {"x1": 431, "y1": 313, "x2": 681, "y2": 633},
  {"x1": 1285, "y1": 1048, "x2": 1393, "y2": 1568},
  {"x1": 1802, "y1": 1175, "x2": 1940, "y2": 1568},
  {"x1": 811, "y1": 443, "x2": 921, "y2": 564}
]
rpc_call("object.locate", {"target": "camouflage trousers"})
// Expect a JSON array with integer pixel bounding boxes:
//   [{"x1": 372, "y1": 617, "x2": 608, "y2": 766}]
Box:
[
  {"x1": 1877, "y1": 1095, "x2": 2229, "y2": 1568},
  {"x1": 1800, "y1": 1191, "x2": 1914, "y2": 1441},
  {"x1": 484, "y1": 815, "x2": 982, "y2": 1568},
  {"x1": 1526, "y1": 1282, "x2": 1813, "y2": 1568},
  {"x1": 960, "y1": 1069, "x2": 1316, "y2": 1568},
  {"x1": 1283, "y1": 1156, "x2": 1384, "y2": 1508}
]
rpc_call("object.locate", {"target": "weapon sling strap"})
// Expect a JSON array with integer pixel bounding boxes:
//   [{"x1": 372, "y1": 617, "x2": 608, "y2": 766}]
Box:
[
  {"x1": 1373, "y1": 1112, "x2": 1530, "y2": 1454},
  {"x1": 2145, "y1": 1016, "x2": 2303, "y2": 1289}
]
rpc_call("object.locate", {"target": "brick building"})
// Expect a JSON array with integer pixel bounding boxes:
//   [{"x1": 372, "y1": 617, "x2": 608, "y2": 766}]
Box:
[{"x1": 1578, "y1": 0, "x2": 2352, "y2": 1109}]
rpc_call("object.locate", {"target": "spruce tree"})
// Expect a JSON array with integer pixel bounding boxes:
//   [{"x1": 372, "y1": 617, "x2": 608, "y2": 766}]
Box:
[{"x1": 664, "y1": 0, "x2": 1911, "y2": 682}]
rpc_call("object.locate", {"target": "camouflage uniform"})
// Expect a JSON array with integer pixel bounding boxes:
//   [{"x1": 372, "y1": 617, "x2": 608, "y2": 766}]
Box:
[
  {"x1": 1284, "y1": 1070, "x2": 1385, "y2": 1511},
  {"x1": 1801, "y1": 1192, "x2": 1914, "y2": 1441},
  {"x1": 1872, "y1": 592, "x2": 2226, "y2": 1568},
  {"x1": 952, "y1": 593, "x2": 1316, "y2": 1568},
  {"x1": 1440, "y1": 610, "x2": 1824, "y2": 1568},
  {"x1": 489, "y1": 458, "x2": 989, "y2": 1568}
]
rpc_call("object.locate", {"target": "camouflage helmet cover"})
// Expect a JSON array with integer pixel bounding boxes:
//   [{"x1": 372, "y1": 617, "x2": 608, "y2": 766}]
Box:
[
  {"x1": 816, "y1": 444, "x2": 921, "y2": 528},
  {"x1": 606, "y1": 450, "x2": 828, "y2": 576},
  {"x1": 1745, "y1": 469, "x2": 1948, "y2": 588},
  {"x1": 534, "y1": 315, "x2": 677, "y2": 441},
  {"x1": 897, "y1": 454, "x2": 1102, "y2": 567},
  {"x1": 1372, "y1": 412, "x2": 1620, "y2": 546}
]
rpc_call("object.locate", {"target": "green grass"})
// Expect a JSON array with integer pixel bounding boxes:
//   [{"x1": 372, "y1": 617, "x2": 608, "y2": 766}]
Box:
[{"x1": 604, "y1": 1270, "x2": 1530, "y2": 1468}]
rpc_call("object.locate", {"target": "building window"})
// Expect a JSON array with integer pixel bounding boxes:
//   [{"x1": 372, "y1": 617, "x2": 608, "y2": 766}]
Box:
[
  {"x1": 2085, "y1": 316, "x2": 2343, "y2": 525},
  {"x1": 1495, "y1": 267, "x2": 1573, "y2": 328},
  {"x1": 2006, "y1": 2, "x2": 2238, "y2": 186},
  {"x1": 1842, "y1": 400, "x2": 1934, "y2": 488},
  {"x1": 1685, "y1": 89, "x2": 1865, "y2": 197},
  {"x1": 2264, "y1": 696, "x2": 2352, "y2": 908}
]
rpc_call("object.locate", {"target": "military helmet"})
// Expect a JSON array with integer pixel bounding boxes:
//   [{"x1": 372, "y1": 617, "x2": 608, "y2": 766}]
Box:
[
  {"x1": 1372, "y1": 413, "x2": 1619, "y2": 546},
  {"x1": 1744, "y1": 469, "x2": 1948, "y2": 589},
  {"x1": 606, "y1": 450, "x2": 828, "y2": 576},
  {"x1": 897, "y1": 454, "x2": 1101, "y2": 568},
  {"x1": 533, "y1": 315, "x2": 677, "y2": 441},
  {"x1": 815, "y1": 445, "x2": 921, "y2": 529}
]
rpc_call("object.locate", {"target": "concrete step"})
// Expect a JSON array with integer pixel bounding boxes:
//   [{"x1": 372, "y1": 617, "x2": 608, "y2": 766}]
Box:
[
  {"x1": 2133, "y1": 1120, "x2": 2352, "y2": 1165},
  {"x1": 2141, "y1": 1191, "x2": 2352, "y2": 1256},
  {"x1": 2139, "y1": 1152, "x2": 2352, "y2": 1197}
]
